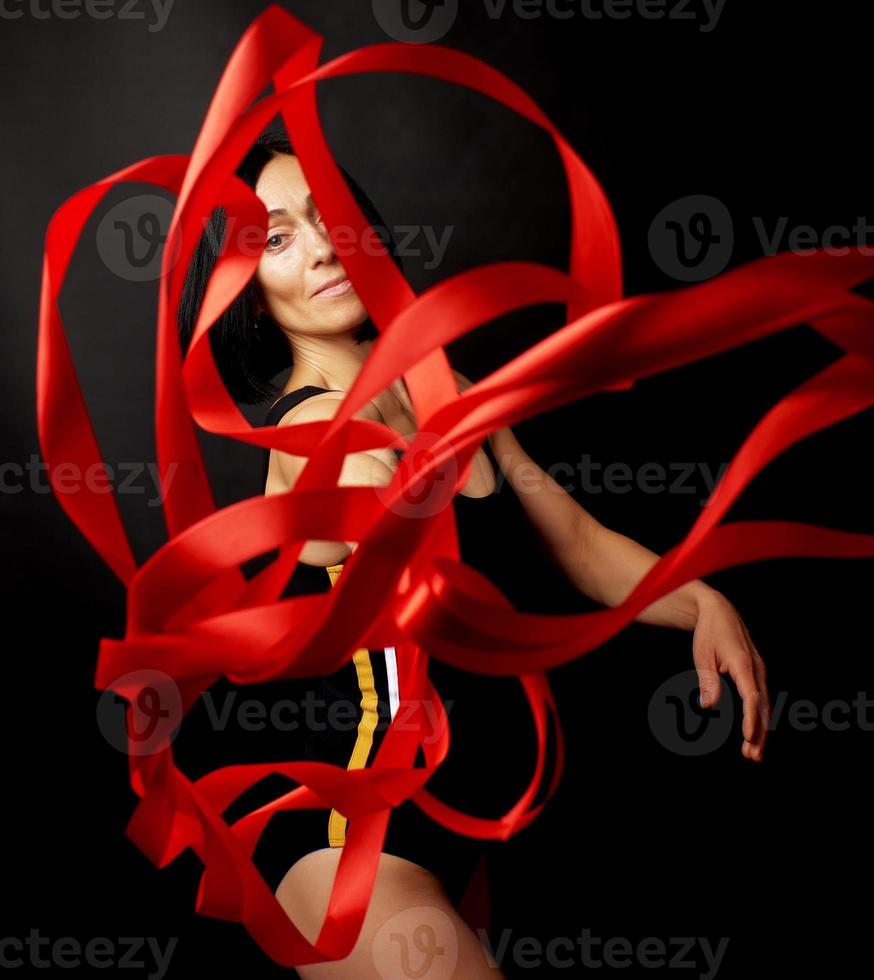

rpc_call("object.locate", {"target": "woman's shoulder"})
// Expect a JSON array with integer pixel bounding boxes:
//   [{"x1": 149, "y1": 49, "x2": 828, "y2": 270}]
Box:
[
  {"x1": 267, "y1": 385, "x2": 383, "y2": 429},
  {"x1": 265, "y1": 385, "x2": 337, "y2": 426},
  {"x1": 266, "y1": 367, "x2": 473, "y2": 429}
]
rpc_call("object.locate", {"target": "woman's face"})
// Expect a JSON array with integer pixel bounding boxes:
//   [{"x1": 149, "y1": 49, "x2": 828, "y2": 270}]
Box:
[{"x1": 253, "y1": 153, "x2": 368, "y2": 337}]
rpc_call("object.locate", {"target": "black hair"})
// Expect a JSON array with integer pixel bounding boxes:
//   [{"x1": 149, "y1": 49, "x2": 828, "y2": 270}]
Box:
[{"x1": 177, "y1": 131, "x2": 406, "y2": 404}]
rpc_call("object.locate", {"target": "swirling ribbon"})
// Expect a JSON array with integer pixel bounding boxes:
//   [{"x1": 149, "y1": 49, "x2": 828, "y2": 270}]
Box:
[{"x1": 36, "y1": 3, "x2": 874, "y2": 967}]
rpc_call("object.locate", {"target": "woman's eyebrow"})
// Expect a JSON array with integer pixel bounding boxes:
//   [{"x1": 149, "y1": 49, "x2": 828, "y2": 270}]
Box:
[{"x1": 267, "y1": 194, "x2": 316, "y2": 223}]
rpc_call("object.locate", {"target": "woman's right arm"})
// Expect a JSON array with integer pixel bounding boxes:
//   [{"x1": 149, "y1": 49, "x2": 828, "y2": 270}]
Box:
[{"x1": 267, "y1": 392, "x2": 397, "y2": 567}]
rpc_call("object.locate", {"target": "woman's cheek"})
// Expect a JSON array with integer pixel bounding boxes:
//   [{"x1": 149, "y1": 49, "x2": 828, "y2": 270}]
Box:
[{"x1": 257, "y1": 257, "x2": 294, "y2": 299}]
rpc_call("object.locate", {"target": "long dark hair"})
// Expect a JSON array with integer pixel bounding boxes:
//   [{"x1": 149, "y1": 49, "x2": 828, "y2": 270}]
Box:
[{"x1": 177, "y1": 132, "x2": 406, "y2": 404}]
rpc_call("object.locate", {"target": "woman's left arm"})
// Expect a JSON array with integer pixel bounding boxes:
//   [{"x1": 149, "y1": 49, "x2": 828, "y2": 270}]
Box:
[{"x1": 486, "y1": 420, "x2": 771, "y2": 762}]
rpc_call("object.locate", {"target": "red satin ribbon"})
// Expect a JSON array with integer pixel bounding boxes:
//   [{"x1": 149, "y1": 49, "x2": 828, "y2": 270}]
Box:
[{"x1": 36, "y1": 3, "x2": 874, "y2": 967}]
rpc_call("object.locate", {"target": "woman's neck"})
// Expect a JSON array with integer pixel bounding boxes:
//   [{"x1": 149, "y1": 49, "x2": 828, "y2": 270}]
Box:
[{"x1": 283, "y1": 335, "x2": 376, "y2": 394}]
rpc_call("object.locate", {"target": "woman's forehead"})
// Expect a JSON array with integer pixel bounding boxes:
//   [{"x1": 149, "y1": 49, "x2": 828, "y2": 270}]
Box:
[{"x1": 255, "y1": 154, "x2": 311, "y2": 210}]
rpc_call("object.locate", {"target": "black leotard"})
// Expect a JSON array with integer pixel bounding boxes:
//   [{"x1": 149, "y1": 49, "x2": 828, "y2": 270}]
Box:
[{"x1": 255, "y1": 385, "x2": 562, "y2": 904}]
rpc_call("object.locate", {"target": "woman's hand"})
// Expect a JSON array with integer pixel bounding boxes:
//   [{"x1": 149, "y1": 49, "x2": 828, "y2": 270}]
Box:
[{"x1": 691, "y1": 591, "x2": 771, "y2": 762}]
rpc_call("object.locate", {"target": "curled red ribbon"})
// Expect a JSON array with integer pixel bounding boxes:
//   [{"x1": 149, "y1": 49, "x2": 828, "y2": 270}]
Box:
[{"x1": 36, "y1": 3, "x2": 874, "y2": 967}]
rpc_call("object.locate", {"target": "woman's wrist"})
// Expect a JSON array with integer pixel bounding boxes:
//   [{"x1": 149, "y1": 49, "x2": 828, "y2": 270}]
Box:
[{"x1": 689, "y1": 582, "x2": 727, "y2": 622}]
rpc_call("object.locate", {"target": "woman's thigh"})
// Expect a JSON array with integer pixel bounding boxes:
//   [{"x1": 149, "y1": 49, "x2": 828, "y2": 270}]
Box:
[{"x1": 275, "y1": 847, "x2": 504, "y2": 979}]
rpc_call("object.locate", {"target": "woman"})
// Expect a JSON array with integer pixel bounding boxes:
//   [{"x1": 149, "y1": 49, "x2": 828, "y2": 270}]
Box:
[{"x1": 179, "y1": 132, "x2": 771, "y2": 978}]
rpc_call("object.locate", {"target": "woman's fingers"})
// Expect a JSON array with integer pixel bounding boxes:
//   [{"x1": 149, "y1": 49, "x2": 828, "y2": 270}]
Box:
[
  {"x1": 727, "y1": 656, "x2": 770, "y2": 761},
  {"x1": 692, "y1": 596, "x2": 772, "y2": 761}
]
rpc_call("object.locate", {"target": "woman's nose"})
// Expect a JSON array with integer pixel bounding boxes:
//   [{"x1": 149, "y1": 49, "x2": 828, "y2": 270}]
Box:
[{"x1": 304, "y1": 220, "x2": 335, "y2": 265}]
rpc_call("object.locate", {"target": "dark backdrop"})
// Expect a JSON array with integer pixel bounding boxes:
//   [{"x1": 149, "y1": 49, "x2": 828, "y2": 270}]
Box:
[{"x1": 2, "y1": 1, "x2": 871, "y2": 977}]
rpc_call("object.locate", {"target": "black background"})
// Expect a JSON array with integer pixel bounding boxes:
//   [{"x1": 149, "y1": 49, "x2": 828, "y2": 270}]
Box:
[{"x1": 2, "y1": 1, "x2": 872, "y2": 976}]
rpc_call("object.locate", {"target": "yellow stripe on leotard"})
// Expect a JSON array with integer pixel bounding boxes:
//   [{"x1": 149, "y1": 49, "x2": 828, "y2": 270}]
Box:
[{"x1": 324, "y1": 562, "x2": 380, "y2": 847}]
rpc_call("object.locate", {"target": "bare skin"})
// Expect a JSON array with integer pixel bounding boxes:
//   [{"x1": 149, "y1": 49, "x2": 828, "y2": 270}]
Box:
[
  {"x1": 253, "y1": 148, "x2": 771, "y2": 972},
  {"x1": 275, "y1": 849, "x2": 501, "y2": 978}
]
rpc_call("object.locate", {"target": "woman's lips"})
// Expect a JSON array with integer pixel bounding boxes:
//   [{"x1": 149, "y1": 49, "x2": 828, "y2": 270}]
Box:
[{"x1": 313, "y1": 277, "x2": 353, "y2": 298}]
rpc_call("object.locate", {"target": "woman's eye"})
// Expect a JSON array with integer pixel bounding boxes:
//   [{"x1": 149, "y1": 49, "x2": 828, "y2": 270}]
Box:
[{"x1": 266, "y1": 233, "x2": 289, "y2": 251}]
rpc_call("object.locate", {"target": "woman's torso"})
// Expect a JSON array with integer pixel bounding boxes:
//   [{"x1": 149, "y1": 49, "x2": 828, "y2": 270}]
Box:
[
  {"x1": 257, "y1": 383, "x2": 583, "y2": 821},
  {"x1": 262, "y1": 381, "x2": 497, "y2": 500},
  {"x1": 261, "y1": 383, "x2": 571, "y2": 606}
]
